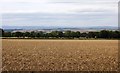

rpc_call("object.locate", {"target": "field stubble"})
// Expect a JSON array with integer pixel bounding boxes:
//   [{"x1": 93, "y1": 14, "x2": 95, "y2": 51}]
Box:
[{"x1": 2, "y1": 39, "x2": 118, "y2": 71}]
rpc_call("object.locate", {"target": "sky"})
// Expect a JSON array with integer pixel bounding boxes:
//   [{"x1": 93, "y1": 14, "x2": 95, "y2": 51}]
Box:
[{"x1": 0, "y1": 0, "x2": 119, "y2": 27}]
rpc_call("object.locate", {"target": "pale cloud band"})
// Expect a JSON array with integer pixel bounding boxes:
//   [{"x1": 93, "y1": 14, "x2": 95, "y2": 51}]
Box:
[
  {"x1": 0, "y1": 0, "x2": 119, "y2": 27},
  {"x1": 0, "y1": 0, "x2": 118, "y2": 14}
]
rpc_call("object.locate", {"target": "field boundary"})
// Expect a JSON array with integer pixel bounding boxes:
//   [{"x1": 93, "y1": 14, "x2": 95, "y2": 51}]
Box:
[{"x1": 1, "y1": 71, "x2": 118, "y2": 73}]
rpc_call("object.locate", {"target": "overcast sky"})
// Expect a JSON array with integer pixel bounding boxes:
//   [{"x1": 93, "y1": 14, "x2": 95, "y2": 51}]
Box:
[{"x1": 0, "y1": 0, "x2": 119, "y2": 27}]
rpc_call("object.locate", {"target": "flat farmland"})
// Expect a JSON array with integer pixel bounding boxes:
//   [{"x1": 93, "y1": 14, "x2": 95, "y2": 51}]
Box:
[{"x1": 2, "y1": 39, "x2": 118, "y2": 71}]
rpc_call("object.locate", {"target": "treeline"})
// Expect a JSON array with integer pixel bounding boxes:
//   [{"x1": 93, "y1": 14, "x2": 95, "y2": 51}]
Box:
[{"x1": 1, "y1": 29, "x2": 120, "y2": 39}]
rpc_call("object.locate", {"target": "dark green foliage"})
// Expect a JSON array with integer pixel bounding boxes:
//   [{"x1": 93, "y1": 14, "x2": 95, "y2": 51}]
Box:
[
  {"x1": 1, "y1": 29, "x2": 120, "y2": 39},
  {"x1": 64, "y1": 31, "x2": 72, "y2": 38},
  {"x1": 30, "y1": 31, "x2": 36, "y2": 38},
  {"x1": 75, "y1": 31, "x2": 81, "y2": 38},
  {"x1": 4, "y1": 32, "x2": 12, "y2": 37},
  {"x1": 0, "y1": 29, "x2": 4, "y2": 37},
  {"x1": 24, "y1": 32, "x2": 31, "y2": 37},
  {"x1": 99, "y1": 30, "x2": 109, "y2": 38},
  {"x1": 81, "y1": 32, "x2": 88, "y2": 38},
  {"x1": 88, "y1": 32, "x2": 99, "y2": 38},
  {"x1": 14, "y1": 32, "x2": 23, "y2": 37}
]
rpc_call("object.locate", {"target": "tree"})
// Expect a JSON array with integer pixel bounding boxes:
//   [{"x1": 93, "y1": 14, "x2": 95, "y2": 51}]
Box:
[
  {"x1": 99, "y1": 30, "x2": 109, "y2": 38},
  {"x1": 0, "y1": 29, "x2": 4, "y2": 37},
  {"x1": 2, "y1": 30, "x2": 120, "y2": 39},
  {"x1": 35, "y1": 31, "x2": 44, "y2": 38},
  {"x1": 70, "y1": 31, "x2": 75, "y2": 38},
  {"x1": 75, "y1": 31, "x2": 80, "y2": 38},
  {"x1": 57, "y1": 31, "x2": 63, "y2": 38},
  {"x1": 114, "y1": 31, "x2": 119, "y2": 38},
  {"x1": 4, "y1": 32, "x2": 12, "y2": 37},
  {"x1": 14, "y1": 32, "x2": 23, "y2": 37},
  {"x1": 88, "y1": 32, "x2": 100, "y2": 38},
  {"x1": 30, "y1": 31, "x2": 36, "y2": 38},
  {"x1": 64, "y1": 31, "x2": 72, "y2": 38},
  {"x1": 81, "y1": 32, "x2": 88, "y2": 38},
  {"x1": 24, "y1": 32, "x2": 31, "y2": 38},
  {"x1": 44, "y1": 33, "x2": 48, "y2": 38},
  {"x1": 51, "y1": 31, "x2": 58, "y2": 38},
  {"x1": 36, "y1": 32, "x2": 40, "y2": 38}
]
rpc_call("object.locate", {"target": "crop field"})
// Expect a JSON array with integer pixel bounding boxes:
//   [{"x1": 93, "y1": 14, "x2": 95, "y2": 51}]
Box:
[{"x1": 2, "y1": 39, "x2": 118, "y2": 71}]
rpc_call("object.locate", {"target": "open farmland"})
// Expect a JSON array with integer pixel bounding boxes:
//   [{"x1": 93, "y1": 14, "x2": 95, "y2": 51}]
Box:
[{"x1": 2, "y1": 39, "x2": 118, "y2": 71}]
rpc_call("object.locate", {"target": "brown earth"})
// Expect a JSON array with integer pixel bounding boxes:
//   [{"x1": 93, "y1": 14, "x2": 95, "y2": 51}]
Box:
[{"x1": 2, "y1": 39, "x2": 118, "y2": 71}]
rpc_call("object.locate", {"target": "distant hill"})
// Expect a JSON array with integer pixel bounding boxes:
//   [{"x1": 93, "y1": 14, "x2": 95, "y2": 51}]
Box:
[{"x1": 2, "y1": 26, "x2": 118, "y2": 32}]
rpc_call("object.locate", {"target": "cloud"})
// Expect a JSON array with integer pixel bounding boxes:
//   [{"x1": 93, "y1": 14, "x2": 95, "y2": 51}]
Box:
[
  {"x1": 1, "y1": 0, "x2": 118, "y2": 27},
  {"x1": 2, "y1": 12, "x2": 118, "y2": 27},
  {"x1": 0, "y1": 0, "x2": 118, "y2": 14}
]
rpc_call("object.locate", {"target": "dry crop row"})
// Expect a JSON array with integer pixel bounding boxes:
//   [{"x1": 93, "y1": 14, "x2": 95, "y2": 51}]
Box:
[{"x1": 2, "y1": 39, "x2": 118, "y2": 71}]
